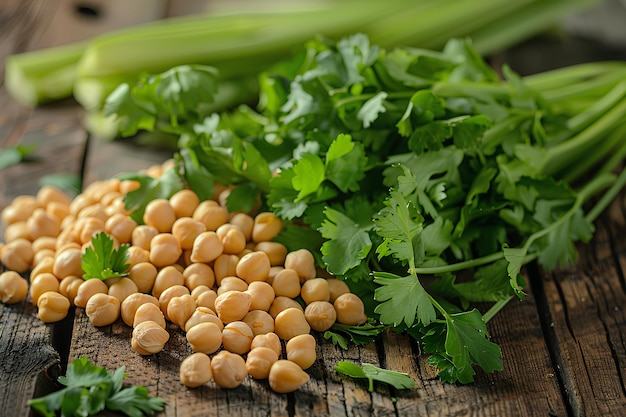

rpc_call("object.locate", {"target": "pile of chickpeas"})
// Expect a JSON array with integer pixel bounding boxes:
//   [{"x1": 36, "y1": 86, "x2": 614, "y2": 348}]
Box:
[{"x1": 0, "y1": 161, "x2": 368, "y2": 394}]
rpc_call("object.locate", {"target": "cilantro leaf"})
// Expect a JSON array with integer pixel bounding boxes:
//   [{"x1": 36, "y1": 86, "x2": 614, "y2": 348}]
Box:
[
  {"x1": 334, "y1": 361, "x2": 415, "y2": 392},
  {"x1": 292, "y1": 152, "x2": 326, "y2": 201},
  {"x1": 323, "y1": 320, "x2": 387, "y2": 349},
  {"x1": 373, "y1": 271, "x2": 436, "y2": 327},
  {"x1": 0, "y1": 145, "x2": 36, "y2": 169},
  {"x1": 107, "y1": 386, "x2": 166, "y2": 417},
  {"x1": 82, "y1": 232, "x2": 130, "y2": 280},
  {"x1": 319, "y1": 207, "x2": 372, "y2": 275}
]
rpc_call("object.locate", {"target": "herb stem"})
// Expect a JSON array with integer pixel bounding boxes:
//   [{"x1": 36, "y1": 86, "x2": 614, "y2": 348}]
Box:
[
  {"x1": 585, "y1": 166, "x2": 626, "y2": 224},
  {"x1": 482, "y1": 296, "x2": 514, "y2": 323}
]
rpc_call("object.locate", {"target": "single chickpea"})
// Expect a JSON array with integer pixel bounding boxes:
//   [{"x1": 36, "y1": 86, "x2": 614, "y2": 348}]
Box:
[
  {"x1": 85, "y1": 293, "x2": 121, "y2": 326},
  {"x1": 76, "y1": 217, "x2": 106, "y2": 244},
  {"x1": 251, "y1": 212, "x2": 283, "y2": 242},
  {"x1": 77, "y1": 203, "x2": 108, "y2": 222},
  {"x1": 183, "y1": 263, "x2": 215, "y2": 290},
  {"x1": 105, "y1": 213, "x2": 137, "y2": 244},
  {"x1": 30, "y1": 256, "x2": 55, "y2": 281},
  {"x1": 74, "y1": 278, "x2": 109, "y2": 308},
  {"x1": 333, "y1": 293, "x2": 367, "y2": 325},
  {"x1": 286, "y1": 333, "x2": 317, "y2": 370},
  {"x1": 186, "y1": 322, "x2": 222, "y2": 354},
  {"x1": 213, "y1": 254, "x2": 239, "y2": 285},
  {"x1": 211, "y1": 350, "x2": 247, "y2": 389},
  {"x1": 246, "y1": 347, "x2": 279, "y2": 379},
  {"x1": 33, "y1": 248, "x2": 56, "y2": 266},
  {"x1": 172, "y1": 217, "x2": 206, "y2": 250},
  {"x1": 120, "y1": 292, "x2": 160, "y2": 326},
  {"x1": 149, "y1": 233, "x2": 182, "y2": 267},
  {"x1": 243, "y1": 310, "x2": 275, "y2": 336},
  {"x1": 68, "y1": 193, "x2": 95, "y2": 217},
  {"x1": 268, "y1": 360, "x2": 310, "y2": 393},
  {"x1": 4, "y1": 221, "x2": 32, "y2": 242},
  {"x1": 2, "y1": 195, "x2": 39, "y2": 225},
  {"x1": 52, "y1": 247, "x2": 84, "y2": 279},
  {"x1": 253, "y1": 241, "x2": 287, "y2": 266},
  {"x1": 152, "y1": 265, "x2": 185, "y2": 298},
  {"x1": 229, "y1": 213, "x2": 254, "y2": 241},
  {"x1": 216, "y1": 224, "x2": 247, "y2": 254},
  {"x1": 180, "y1": 352, "x2": 213, "y2": 388},
  {"x1": 36, "y1": 185, "x2": 71, "y2": 207},
  {"x1": 195, "y1": 288, "x2": 218, "y2": 311},
  {"x1": 32, "y1": 236, "x2": 57, "y2": 253},
  {"x1": 132, "y1": 320, "x2": 170, "y2": 355},
  {"x1": 192, "y1": 200, "x2": 228, "y2": 231},
  {"x1": 271, "y1": 268, "x2": 301, "y2": 298},
  {"x1": 120, "y1": 179, "x2": 141, "y2": 195},
  {"x1": 304, "y1": 301, "x2": 337, "y2": 332},
  {"x1": 245, "y1": 281, "x2": 275, "y2": 312},
  {"x1": 274, "y1": 307, "x2": 311, "y2": 340},
  {"x1": 267, "y1": 266, "x2": 284, "y2": 285},
  {"x1": 217, "y1": 276, "x2": 248, "y2": 295},
  {"x1": 235, "y1": 251, "x2": 271, "y2": 284},
  {"x1": 167, "y1": 294, "x2": 197, "y2": 328},
  {"x1": 214, "y1": 290, "x2": 251, "y2": 324},
  {"x1": 169, "y1": 189, "x2": 200, "y2": 218},
  {"x1": 300, "y1": 278, "x2": 330, "y2": 305},
  {"x1": 126, "y1": 246, "x2": 150, "y2": 268},
  {"x1": 251, "y1": 332, "x2": 282, "y2": 358},
  {"x1": 222, "y1": 321, "x2": 254, "y2": 355},
  {"x1": 131, "y1": 225, "x2": 159, "y2": 250},
  {"x1": 29, "y1": 272, "x2": 60, "y2": 305},
  {"x1": 184, "y1": 306, "x2": 222, "y2": 332},
  {"x1": 0, "y1": 270, "x2": 29, "y2": 304},
  {"x1": 46, "y1": 201, "x2": 70, "y2": 225},
  {"x1": 284, "y1": 249, "x2": 317, "y2": 282},
  {"x1": 327, "y1": 278, "x2": 351, "y2": 303},
  {"x1": 268, "y1": 296, "x2": 303, "y2": 319},
  {"x1": 158, "y1": 285, "x2": 190, "y2": 320},
  {"x1": 133, "y1": 303, "x2": 166, "y2": 329},
  {"x1": 143, "y1": 199, "x2": 176, "y2": 233},
  {"x1": 37, "y1": 291, "x2": 71, "y2": 323},
  {"x1": 128, "y1": 262, "x2": 158, "y2": 293},
  {"x1": 190, "y1": 231, "x2": 223, "y2": 263},
  {"x1": 1, "y1": 238, "x2": 34, "y2": 273},
  {"x1": 58, "y1": 275, "x2": 83, "y2": 306},
  {"x1": 108, "y1": 277, "x2": 138, "y2": 303}
]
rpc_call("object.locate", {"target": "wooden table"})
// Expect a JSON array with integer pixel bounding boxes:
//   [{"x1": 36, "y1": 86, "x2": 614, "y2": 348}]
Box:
[{"x1": 2, "y1": 7, "x2": 626, "y2": 417}]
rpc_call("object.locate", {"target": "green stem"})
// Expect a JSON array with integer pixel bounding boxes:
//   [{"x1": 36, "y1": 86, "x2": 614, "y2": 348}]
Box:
[
  {"x1": 585, "y1": 166, "x2": 626, "y2": 224},
  {"x1": 414, "y1": 251, "x2": 539, "y2": 275},
  {"x1": 482, "y1": 296, "x2": 514, "y2": 323}
]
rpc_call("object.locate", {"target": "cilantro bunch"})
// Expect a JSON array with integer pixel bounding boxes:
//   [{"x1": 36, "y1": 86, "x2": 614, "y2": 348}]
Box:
[{"x1": 104, "y1": 34, "x2": 626, "y2": 383}]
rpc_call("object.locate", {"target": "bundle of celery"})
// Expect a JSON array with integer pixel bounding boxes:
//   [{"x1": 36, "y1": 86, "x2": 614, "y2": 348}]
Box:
[
  {"x1": 5, "y1": 0, "x2": 597, "y2": 118},
  {"x1": 102, "y1": 34, "x2": 626, "y2": 383}
]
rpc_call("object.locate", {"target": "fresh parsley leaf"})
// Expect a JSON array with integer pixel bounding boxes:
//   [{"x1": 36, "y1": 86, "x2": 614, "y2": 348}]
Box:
[
  {"x1": 323, "y1": 320, "x2": 387, "y2": 349},
  {"x1": 107, "y1": 386, "x2": 166, "y2": 417},
  {"x1": 319, "y1": 207, "x2": 372, "y2": 275},
  {"x1": 334, "y1": 361, "x2": 415, "y2": 392},
  {"x1": 82, "y1": 232, "x2": 130, "y2": 280},
  {"x1": 0, "y1": 145, "x2": 36, "y2": 169},
  {"x1": 373, "y1": 271, "x2": 436, "y2": 327}
]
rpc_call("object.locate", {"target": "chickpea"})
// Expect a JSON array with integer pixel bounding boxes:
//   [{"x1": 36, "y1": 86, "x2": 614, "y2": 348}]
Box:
[
  {"x1": 222, "y1": 321, "x2": 254, "y2": 355},
  {"x1": 246, "y1": 347, "x2": 279, "y2": 379},
  {"x1": 37, "y1": 291, "x2": 71, "y2": 323},
  {"x1": 180, "y1": 352, "x2": 213, "y2": 388},
  {"x1": 186, "y1": 322, "x2": 222, "y2": 354},
  {"x1": 271, "y1": 268, "x2": 301, "y2": 298},
  {"x1": 143, "y1": 199, "x2": 176, "y2": 233},
  {"x1": 105, "y1": 213, "x2": 137, "y2": 244},
  {"x1": 183, "y1": 262, "x2": 215, "y2": 291},
  {"x1": 74, "y1": 278, "x2": 109, "y2": 308},
  {"x1": 36, "y1": 185, "x2": 71, "y2": 206},
  {"x1": 284, "y1": 249, "x2": 317, "y2": 282},
  {"x1": 268, "y1": 360, "x2": 310, "y2": 393},
  {"x1": 33, "y1": 248, "x2": 55, "y2": 266},
  {"x1": 251, "y1": 332, "x2": 282, "y2": 358},
  {"x1": 149, "y1": 233, "x2": 182, "y2": 267},
  {"x1": 77, "y1": 204, "x2": 108, "y2": 222},
  {"x1": 167, "y1": 294, "x2": 196, "y2": 328},
  {"x1": 2, "y1": 195, "x2": 39, "y2": 225},
  {"x1": 25, "y1": 208, "x2": 60, "y2": 240},
  {"x1": 253, "y1": 241, "x2": 287, "y2": 266},
  {"x1": 30, "y1": 272, "x2": 60, "y2": 305},
  {"x1": 229, "y1": 213, "x2": 254, "y2": 241},
  {"x1": 195, "y1": 288, "x2": 218, "y2": 311},
  {"x1": 172, "y1": 217, "x2": 206, "y2": 250},
  {"x1": 217, "y1": 276, "x2": 248, "y2": 295},
  {"x1": 152, "y1": 265, "x2": 185, "y2": 298},
  {"x1": 192, "y1": 200, "x2": 228, "y2": 231},
  {"x1": 169, "y1": 189, "x2": 200, "y2": 218},
  {"x1": 131, "y1": 225, "x2": 159, "y2": 250},
  {"x1": 286, "y1": 333, "x2": 317, "y2": 370},
  {"x1": 184, "y1": 306, "x2": 223, "y2": 332},
  {"x1": 268, "y1": 296, "x2": 303, "y2": 319},
  {"x1": 216, "y1": 224, "x2": 247, "y2": 254},
  {"x1": 128, "y1": 262, "x2": 158, "y2": 293},
  {"x1": 190, "y1": 231, "x2": 223, "y2": 263},
  {"x1": 0, "y1": 271, "x2": 28, "y2": 304},
  {"x1": 252, "y1": 212, "x2": 283, "y2": 242},
  {"x1": 58, "y1": 275, "x2": 83, "y2": 306},
  {"x1": 267, "y1": 266, "x2": 284, "y2": 284},
  {"x1": 46, "y1": 201, "x2": 70, "y2": 225},
  {"x1": 211, "y1": 350, "x2": 247, "y2": 389},
  {"x1": 243, "y1": 310, "x2": 275, "y2": 336},
  {"x1": 245, "y1": 281, "x2": 275, "y2": 312},
  {"x1": 132, "y1": 320, "x2": 170, "y2": 355},
  {"x1": 126, "y1": 246, "x2": 150, "y2": 268},
  {"x1": 4, "y1": 221, "x2": 31, "y2": 242},
  {"x1": 214, "y1": 290, "x2": 251, "y2": 324},
  {"x1": 76, "y1": 217, "x2": 106, "y2": 244},
  {"x1": 85, "y1": 293, "x2": 121, "y2": 326},
  {"x1": 1, "y1": 238, "x2": 34, "y2": 273},
  {"x1": 68, "y1": 193, "x2": 95, "y2": 217},
  {"x1": 190, "y1": 285, "x2": 211, "y2": 299},
  {"x1": 213, "y1": 254, "x2": 239, "y2": 285},
  {"x1": 120, "y1": 179, "x2": 140, "y2": 195},
  {"x1": 158, "y1": 285, "x2": 190, "y2": 320},
  {"x1": 333, "y1": 293, "x2": 367, "y2": 325},
  {"x1": 304, "y1": 301, "x2": 337, "y2": 332},
  {"x1": 235, "y1": 251, "x2": 270, "y2": 284},
  {"x1": 32, "y1": 236, "x2": 57, "y2": 253},
  {"x1": 107, "y1": 277, "x2": 138, "y2": 303},
  {"x1": 30, "y1": 256, "x2": 55, "y2": 281},
  {"x1": 300, "y1": 278, "x2": 330, "y2": 305},
  {"x1": 133, "y1": 302, "x2": 166, "y2": 329},
  {"x1": 120, "y1": 292, "x2": 160, "y2": 326},
  {"x1": 327, "y1": 278, "x2": 351, "y2": 303},
  {"x1": 274, "y1": 308, "x2": 310, "y2": 340}
]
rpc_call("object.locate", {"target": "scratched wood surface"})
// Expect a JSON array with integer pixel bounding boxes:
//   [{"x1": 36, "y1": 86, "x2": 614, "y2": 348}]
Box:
[{"x1": 1, "y1": 2, "x2": 626, "y2": 417}]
